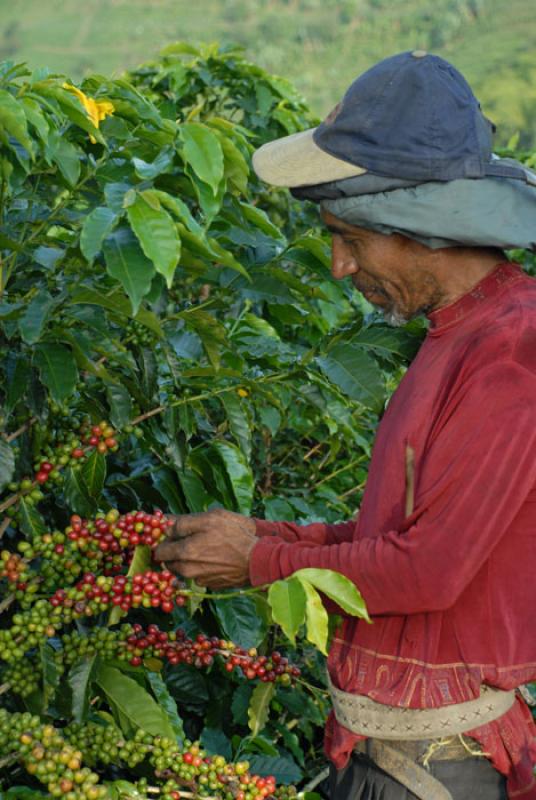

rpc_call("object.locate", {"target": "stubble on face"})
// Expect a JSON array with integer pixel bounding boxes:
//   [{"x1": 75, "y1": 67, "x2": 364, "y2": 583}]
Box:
[{"x1": 352, "y1": 264, "x2": 444, "y2": 326}]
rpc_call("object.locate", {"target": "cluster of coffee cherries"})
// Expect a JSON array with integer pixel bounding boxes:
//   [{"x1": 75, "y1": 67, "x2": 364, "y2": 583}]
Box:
[
  {"x1": 67, "y1": 508, "x2": 172, "y2": 552},
  {"x1": 59, "y1": 624, "x2": 299, "y2": 683},
  {"x1": 80, "y1": 420, "x2": 119, "y2": 454},
  {"x1": 0, "y1": 549, "x2": 28, "y2": 586},
  {"x1": 1, "y1": 658, "x2": 41, "y2": 698},
  {"x1": 125, "y1": 625, "x2": 300, "y2": 683},
  {"x1": 125, "y1": 318, "x2": 158, "y2": 348},
  {"x1": 5, "y1": 419, "x2": 120, "y2": 500},
  {"x1": 49, "y1": 567, "x2": 186, "y2": 615},
  {"x1": 6, "y1": 509, "x2": 172, "y2": 603},
  {"x1": 64, "y1": 723, "x2": 280, "y2": 800},
  {"x1": 0, "y1": 709, "x2": 107, "y2": 799},
  {"x1": 0, "y1": 599, "x2": 64, "y2": 662}
]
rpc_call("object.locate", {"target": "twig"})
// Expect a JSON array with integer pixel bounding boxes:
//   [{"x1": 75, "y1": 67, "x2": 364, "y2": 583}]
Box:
[
  {"x1": 0, "y1": 593, "x2": 15, "y2": 614},
  {"x1": 312, "y1": 457, "x2": 366, "y2": 489},
  {"x1": 3, "y1": 417, "x2": 36, "y2": 443},
  {"x1": 0, "y1": 752, "x2": 18, "y2": 770},
  {"x1": 0, "y1": 492, "x2": 20, "y2": 515},
  {"x1": 303, "y1": 442, "x2": 323, "y2": 461},
  {"x1": 337, "y1": 482, "x2": 365, "y2": 501},
  {"x1": 302, "y1": 767, "x2": 330, "y2": 792},
  {"x1": 0, "y1": 516, "x2": 10, "y2": 538},
  {"x1": 0, "y1": 682, "x2": 11, "y2": 696}
]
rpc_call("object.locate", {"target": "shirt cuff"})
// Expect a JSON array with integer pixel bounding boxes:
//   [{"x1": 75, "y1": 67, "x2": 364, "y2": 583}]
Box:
[
  {"x1": 253, "y1": 518, "x2": 281, "y2": 538},
  {"x1": 249, "y1": 536, "x2": 283, "y2": 586}
]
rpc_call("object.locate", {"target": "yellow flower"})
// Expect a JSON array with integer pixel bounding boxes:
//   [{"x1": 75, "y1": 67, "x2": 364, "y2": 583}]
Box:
[
  {"x1": 63, "y1": 83, "x2": 114, "y2": 143},
  {"x1": 237, "y1": 388, "x2": 249, "y2": 398}
]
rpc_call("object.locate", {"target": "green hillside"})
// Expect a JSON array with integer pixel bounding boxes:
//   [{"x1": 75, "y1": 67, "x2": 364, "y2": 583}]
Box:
[{"x1": 1, "y1": 0, "x2": 535, "y2": 145}]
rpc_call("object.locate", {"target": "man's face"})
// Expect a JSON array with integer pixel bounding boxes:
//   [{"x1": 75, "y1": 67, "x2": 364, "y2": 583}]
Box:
[{"x1": 321, "y1": 209, "x2": 443, "y2": 325}]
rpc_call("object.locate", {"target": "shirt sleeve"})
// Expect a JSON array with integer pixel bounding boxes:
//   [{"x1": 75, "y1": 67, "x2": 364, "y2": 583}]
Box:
[
  {"x1": 249, "y1": 361, "x2": 536, "y2": 616},
  {"x1": 254, "y1": 518, "x2": 357, "y2": 545}
]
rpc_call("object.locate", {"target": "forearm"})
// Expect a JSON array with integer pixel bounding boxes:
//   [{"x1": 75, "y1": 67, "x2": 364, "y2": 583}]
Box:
[{"x1": 254, "y1": 517, "x2": 357, "y2": 545}]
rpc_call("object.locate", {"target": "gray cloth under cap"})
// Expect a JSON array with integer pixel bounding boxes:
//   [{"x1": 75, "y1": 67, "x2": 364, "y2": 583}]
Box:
[{"x1": 321, "y1": 174, "x2": 536, "y2": 251}]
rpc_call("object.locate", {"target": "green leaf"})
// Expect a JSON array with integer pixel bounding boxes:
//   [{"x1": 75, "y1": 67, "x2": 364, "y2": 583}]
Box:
[
  {"x1": 108, "y1": 780, "x2": 145, "y2": 800},
  {"x1": 220, "y1": 390, "x2": 252, "y2": 460},
  {"x1": 211, "y1": 595, "x2": 267, "y2": 649},
  {"x1": 96, "y1": 662, "x2": 175, "y2": 739},
  {"x1": 177, "y1": 469, "x2": 213, "y2": 513},
  {"x1": 69, "y1": 287, "x2": 163, "y2": 337},
  {"x1": 211, "y1": 440, "x2": 254, "y2": 514},
  {"x1": 45, "y1": 130, "x2": 80, "y2": 186},
  {"x1": 18, "y1": 289, "x2": 55, "y2": 344},
  {"x1": 247, "y1": 755, "x2": 302, "y2": 784},
  {"x1": 298, "y1": 579, "x2": 329, "y2": 655},
  {"x1": 272, "y1": 721, "x2": 305, "y2": 767},
  {"x1": 20, "y1": 96, "x2": 49, "y2": 142},
  {"x1": 180, "y1": 122, "x2": 224, "y2": 195},
  {"x1": 152, "y1": 468, "x2": 184, "y2": 514},
  {"x1": 34, "y1": 343, "x2": 78, "y2": 404},
  {"x1": 348, "y1": 326, "x2": 420, "y2": 363},
  {"x1": 68, "y1": 654, "x2": 97, "y2": 723},
  {"x1": 1, "y1": 788, "x2": 48, "y2": 798},
  {"x1": 267, "y1": 577, "x2": 306, "y2": 645},
  {"x1": 0, "y1": 439, "x2": 15, "y2": 493},
  {"x1": 220, "y1": 136, "x2": 249, "y2": 194},
  {"x1": 106, "y1": 383, "x2": 132, "y2": 428},
  {"x1": 103, "y1": 228, "x2": 155, "y2": 314},
  {"x1": 132, "y1": 149, "x2": 173, "y2": 179},
  {"x1": 40, "y1": 641, "x2": 61, "y2": 708},
  {"x1": 82, "y1": 450, "x2": 106, "y2": 497},
  {"x1": 63, "y1": 467, "x2": 97, "y2": 518},
  {"x1": 4, "y1": 356, "x2": 30, "y2": 415},
  {"x1": 18, "y1": 498, "x2": 46, "y2": 537},
  {"x1": 146, "y1": 671, "x2": 185, "y2": 744},
  {"x1": 0, "y1": 88, "x2": 34, "y2": 155},
  {"x1": 201, "y1": 727, "x2": 232, "y2": 760},
  {"x1": 34, "y1": 342, "x2": 78, "y2": 403},
  {"x1": 183, "y1": 308, "x2": 228, "y2": 370},
  {"x1": 247, "y1": 682, "x2": 275, "y2": 737},
  {"x1": 127, "y1": 191, "x2": 181, "y2": 287},
  {"x1": 152, "y1": 191, "x2": 205, "y2": 238},
  {"x1": 292, "y1": 568, "x2": 370, "y2": 622},
  {"x1": 239, "y1": 202, "x2": 286, "y2": 242},
  {"x1": 80, "y1": 206, "x2": 118, "y2": 262},
  {"x1": 232, "y1": 683, "x2": 253, "y2": 725},
  {"x1": 317, "y1": 343, "x2": 385, "y2": 411}
]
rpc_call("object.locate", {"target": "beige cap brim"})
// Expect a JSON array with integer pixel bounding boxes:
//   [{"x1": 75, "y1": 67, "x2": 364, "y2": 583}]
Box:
[{"x1": 252, "y1": 127, "x2": 367, "y2": 187}]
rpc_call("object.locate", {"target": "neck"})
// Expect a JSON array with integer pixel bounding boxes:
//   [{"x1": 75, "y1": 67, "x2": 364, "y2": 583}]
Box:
[{"x1": 425, "y1": 247, "x2": 506, "y2": 311}]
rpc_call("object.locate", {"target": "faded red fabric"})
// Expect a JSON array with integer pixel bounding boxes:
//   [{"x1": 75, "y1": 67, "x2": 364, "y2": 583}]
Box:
[{"x1": 251, "y1": 262, "x2": 536, "y2": 798}]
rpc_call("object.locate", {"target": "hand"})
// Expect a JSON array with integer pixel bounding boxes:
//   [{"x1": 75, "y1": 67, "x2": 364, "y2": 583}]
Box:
[{"x1": 153, "y1": 509, "x2": 257, "y2": 589}]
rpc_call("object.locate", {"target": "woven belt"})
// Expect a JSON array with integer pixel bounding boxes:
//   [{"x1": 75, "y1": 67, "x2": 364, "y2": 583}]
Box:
[
  {"x1": 354, "y1": 739, "x2": 455, "y2": 800},
  {"x1": 328, "y1": 676, "x2": 515, "y2": 740}
]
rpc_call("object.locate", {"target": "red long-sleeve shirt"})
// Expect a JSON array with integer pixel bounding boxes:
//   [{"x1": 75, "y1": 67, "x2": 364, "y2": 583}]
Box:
[{"x1": 250, "y1": 262, "x2": 536, "y2": 798}]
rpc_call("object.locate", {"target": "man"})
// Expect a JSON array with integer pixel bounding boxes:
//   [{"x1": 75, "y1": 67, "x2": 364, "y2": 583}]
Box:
[{"x1": 156, "y1": 52, "x2": 536, "y2": 799}]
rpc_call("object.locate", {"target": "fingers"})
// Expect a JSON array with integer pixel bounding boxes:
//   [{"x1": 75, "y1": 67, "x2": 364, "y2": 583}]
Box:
[{"x1": 166, "y1": 513, "x2": 208, "y2": 540}]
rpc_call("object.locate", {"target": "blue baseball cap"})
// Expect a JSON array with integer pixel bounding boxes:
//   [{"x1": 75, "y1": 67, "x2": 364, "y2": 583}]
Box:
[{"x1": 253, "y1": 51, "x2": 504, "y2": 187}]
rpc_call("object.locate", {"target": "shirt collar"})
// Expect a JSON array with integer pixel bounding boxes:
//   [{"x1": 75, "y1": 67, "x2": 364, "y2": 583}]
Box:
[{"x1": 427, "y1": 262, "x2": 524, "y2": 335}]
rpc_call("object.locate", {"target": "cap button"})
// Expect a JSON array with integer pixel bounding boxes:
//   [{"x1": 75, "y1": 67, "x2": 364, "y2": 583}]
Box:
[{"x1": 411, "y1": 50, "x2": 428, "y2": 58}]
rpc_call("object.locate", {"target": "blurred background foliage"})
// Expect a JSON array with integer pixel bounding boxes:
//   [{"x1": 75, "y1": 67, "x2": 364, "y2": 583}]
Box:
[{"x1": 0, "y1": 0, "x2": 535, "y2": 147}]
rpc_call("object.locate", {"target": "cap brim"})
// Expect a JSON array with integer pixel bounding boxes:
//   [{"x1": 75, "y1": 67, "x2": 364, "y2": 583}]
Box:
[{"x1": 252, "y1": 128, "x2": 367, "y2": 187}]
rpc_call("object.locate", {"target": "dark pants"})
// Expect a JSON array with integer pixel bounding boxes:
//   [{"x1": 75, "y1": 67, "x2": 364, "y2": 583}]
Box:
[{"x1": 330, "y1": 751, "x2": 508, "y2": 800}]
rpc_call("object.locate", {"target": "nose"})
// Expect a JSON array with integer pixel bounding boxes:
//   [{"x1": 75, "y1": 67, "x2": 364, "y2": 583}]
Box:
[{"x1": 331, "y1": 235, "x2": 359, "y2": 281}]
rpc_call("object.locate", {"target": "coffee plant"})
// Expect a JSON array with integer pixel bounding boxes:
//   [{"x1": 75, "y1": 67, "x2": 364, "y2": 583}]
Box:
[{"x1": 1, "y1": 40, "x2": 533, "y2": 799}]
